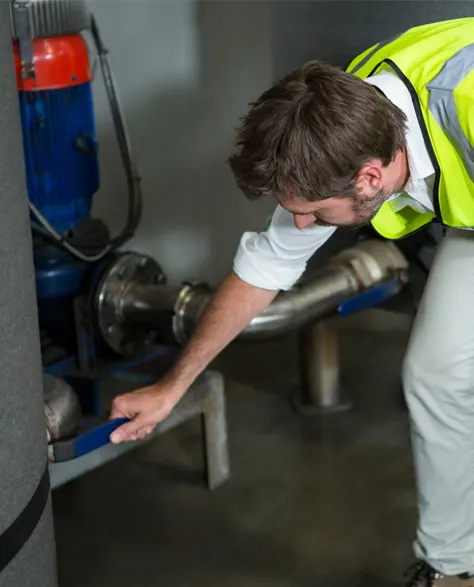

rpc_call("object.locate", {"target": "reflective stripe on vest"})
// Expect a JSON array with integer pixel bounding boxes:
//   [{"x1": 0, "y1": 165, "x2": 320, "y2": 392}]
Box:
[
  {"x1": 427, "y1": 43, "x2": 474, "y2": 183},
  {"x1": 350, "y1": 31, "x2": 405, "y2": 74}
]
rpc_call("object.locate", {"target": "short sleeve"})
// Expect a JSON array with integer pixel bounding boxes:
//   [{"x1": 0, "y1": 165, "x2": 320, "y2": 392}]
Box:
[{"x1": 233, "y1": 205, "x2": 337, "y2": 291}]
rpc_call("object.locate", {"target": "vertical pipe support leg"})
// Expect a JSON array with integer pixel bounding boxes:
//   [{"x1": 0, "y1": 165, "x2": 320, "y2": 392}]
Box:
[
  {"x1": 294, "y1": 318, "x2": 352, "y2": 415},
  {"x1": 200, "y1": 371, "x2": 230, "y2": 490}
]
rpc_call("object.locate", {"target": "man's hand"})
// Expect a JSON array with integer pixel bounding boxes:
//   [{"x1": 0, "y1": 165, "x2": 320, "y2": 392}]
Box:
[
  {"x1": 108, "y1": 273, "x2": 277, "y2": 445},
  {"x1": 109, "y1": 382, "x2": 182, "y2": 444}
]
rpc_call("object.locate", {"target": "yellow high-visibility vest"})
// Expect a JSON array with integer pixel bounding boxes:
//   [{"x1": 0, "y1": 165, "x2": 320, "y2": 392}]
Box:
[{"x1": 346, "y1": 18, "x2": 474, "y2": 239}]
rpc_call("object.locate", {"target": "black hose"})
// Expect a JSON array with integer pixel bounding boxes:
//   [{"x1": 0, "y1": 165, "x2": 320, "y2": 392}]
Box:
[{"x1": 89, "y1": 14, "x2": 142, "y2": 248}]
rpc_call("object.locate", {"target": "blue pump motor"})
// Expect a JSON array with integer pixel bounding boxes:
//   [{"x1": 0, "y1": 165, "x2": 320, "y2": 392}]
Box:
[
  {"x1": 20, "y1": 83, "x2": 99, "y2": 233},
  {"x1": 14, "y1": 34, "x2": 102, "y2": 299}
]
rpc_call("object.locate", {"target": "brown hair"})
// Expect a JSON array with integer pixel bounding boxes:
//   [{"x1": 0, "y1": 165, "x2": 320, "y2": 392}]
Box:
[{"x1": 227, "y1": 60, "x2": 407, "y2": 202}]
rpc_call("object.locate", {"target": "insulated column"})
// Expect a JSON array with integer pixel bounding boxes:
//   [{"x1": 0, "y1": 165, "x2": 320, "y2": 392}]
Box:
[{"x1": 0, "y1": 2, "x2": 58, "y2": 585}]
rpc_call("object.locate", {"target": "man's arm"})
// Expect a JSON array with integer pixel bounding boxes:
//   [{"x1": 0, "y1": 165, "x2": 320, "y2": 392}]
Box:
[
  {"x1": 110, "y1": 273, "x2": 277, "y2": 443},
  {"x1": 110, "y1": 206, "x2": 336, "y2": 444},
  {"x1": 159, "y1": 272, "x2": 278, "y2": 389}
]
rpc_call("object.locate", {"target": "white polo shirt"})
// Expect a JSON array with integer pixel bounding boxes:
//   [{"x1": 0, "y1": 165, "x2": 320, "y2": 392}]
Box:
[{"x1": 232, "y1": 71, "x2": 436, "y2": 291}]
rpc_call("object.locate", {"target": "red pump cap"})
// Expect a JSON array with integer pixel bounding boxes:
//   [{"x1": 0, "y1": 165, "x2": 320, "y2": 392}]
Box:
[{"x1": 13, "y1": 33, "x2": 91, "y2": 91}]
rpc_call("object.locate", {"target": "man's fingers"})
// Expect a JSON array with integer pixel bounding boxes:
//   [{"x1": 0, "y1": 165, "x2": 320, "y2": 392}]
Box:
[
  {"x1": 111, "y1": 421, "x2": 155, "y2": 444},
  {"x1": 108, "y1": 387, "x2": 164, "y2": 443},
  {"x1": 110, "y1": 418, "x2": 144, "y2": 444},
  {"x1": 136, "y1": 425, "x2": 155, "y2": 440},
  {"x1": 109, "y1": 395, "x2": 131, "y2": 420}
]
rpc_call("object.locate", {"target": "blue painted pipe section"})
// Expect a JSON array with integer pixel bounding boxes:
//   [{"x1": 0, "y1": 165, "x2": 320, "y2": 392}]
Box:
[{"x1": 337, "y1": 278, "x2": 402, "y2": 317}]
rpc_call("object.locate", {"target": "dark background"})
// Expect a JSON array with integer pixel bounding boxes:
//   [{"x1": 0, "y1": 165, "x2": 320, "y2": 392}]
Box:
[{"x1": 273, "y1": 1, "x2": 474, "y2": 74}]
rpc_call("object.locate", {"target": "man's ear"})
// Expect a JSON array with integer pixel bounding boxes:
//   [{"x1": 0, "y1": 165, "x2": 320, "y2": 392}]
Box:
[{"x1": 356, "y1": 160, "x2": 384, "y2": 194}]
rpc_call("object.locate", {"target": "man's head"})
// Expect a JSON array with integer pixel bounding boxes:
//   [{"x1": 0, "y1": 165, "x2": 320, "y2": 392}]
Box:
[{"x1": 228, "y1": 61, "x2": 409, "y2": 229}]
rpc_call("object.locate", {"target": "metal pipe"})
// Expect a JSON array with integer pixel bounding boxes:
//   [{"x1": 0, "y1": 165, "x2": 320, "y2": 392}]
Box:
[
  {"x1": 44, "y1": 375, "x2": 81, "y2": 443},
  {"x1": 170, "y1": 239, "x2": 409, "y2": 343},
  {"x1": 117, "y1": 265, "x2": 356, "y2": 342},
  {"x1": 168, "y1": 266, "x2": 356, "y2": 342},
  {"x1": 100, "y1": 238, "x2": 408, "y2": 350},
  {"x1": 241, "y1": 265, "x2": 357, "y2": 340},
  {"x1": 120, "y1": 282, "x2": 183, "y2": 328},
  {"x1": 0, "y1": 4, "x2": 57, "y2": 582}
]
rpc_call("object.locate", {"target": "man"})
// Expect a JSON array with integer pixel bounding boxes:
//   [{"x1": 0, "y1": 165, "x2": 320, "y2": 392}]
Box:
[{"x1": 109, "y1": 17, "x2": 474, "y2": 587}]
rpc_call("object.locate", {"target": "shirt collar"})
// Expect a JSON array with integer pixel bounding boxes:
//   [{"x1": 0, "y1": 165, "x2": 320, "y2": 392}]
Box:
[{"x1": 363, "y1": 71, "x2": 435, "y2": 191}]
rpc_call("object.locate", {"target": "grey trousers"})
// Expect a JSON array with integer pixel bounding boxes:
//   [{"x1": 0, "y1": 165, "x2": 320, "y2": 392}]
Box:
[{"x1": 404, "y1": 228, "x2": 474, "y2": 575}]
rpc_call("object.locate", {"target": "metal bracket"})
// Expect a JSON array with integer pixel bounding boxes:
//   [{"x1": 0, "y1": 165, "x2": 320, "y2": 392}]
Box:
[
  {"x1": 49, "y1": 418, "x2": 129, "y2": 462},
  {"x1": 10, "y1": 0, "x2": 35, "y2": 80}
]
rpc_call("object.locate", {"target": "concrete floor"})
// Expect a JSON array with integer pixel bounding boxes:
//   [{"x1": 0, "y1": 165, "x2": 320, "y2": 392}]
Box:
[{"x1": 52, "y1": 309, "x2": 418, "y2": 587}]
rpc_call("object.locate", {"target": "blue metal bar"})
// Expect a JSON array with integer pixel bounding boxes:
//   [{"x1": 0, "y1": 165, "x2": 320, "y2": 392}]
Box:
[{"x1": 51, "y1": 417, "x2": 129, "y2": 462}]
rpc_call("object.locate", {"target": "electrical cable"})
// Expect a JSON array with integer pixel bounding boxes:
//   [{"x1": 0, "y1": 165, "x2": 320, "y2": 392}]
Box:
[
  {"x1": 30, "y1": 202, "x2": 112, "y2": 262},
  {"x1": 90, "y1": 13, "x2": 142, "y2": 248}
]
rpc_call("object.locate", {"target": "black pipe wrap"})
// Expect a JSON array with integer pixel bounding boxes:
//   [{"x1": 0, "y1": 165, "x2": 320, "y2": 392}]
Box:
[{"x1": 0, "y1": 5, "x2": 57, "y2": 585}]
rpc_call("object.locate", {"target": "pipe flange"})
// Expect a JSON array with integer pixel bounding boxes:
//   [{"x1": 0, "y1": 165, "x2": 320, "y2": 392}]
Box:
[
  {"x1": 95, "y1": 253, "x2": 166, "y2": 356},
  {"x1": 172, "y1": 282, "x2": 212, "y2": 344},
  {"x1": 334, "y1": 239, "x2": 409, "y2": 289},
  {"x1": 172, "y1": 284, "x2": 195, "y2": 345}
]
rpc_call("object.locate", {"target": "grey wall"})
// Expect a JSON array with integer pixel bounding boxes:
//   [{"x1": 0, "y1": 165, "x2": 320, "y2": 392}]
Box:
[
  {"x1": 90, "y1": 0, "x2": 274, "y2": 285},
  {"x1": 273, "y1": 1, "x2": 474, "y2": 75}
]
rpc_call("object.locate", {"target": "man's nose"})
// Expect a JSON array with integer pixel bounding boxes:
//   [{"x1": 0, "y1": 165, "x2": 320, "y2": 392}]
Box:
[{"x1": 293, "y1": 214, "x2": 315, "y2": 229}]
